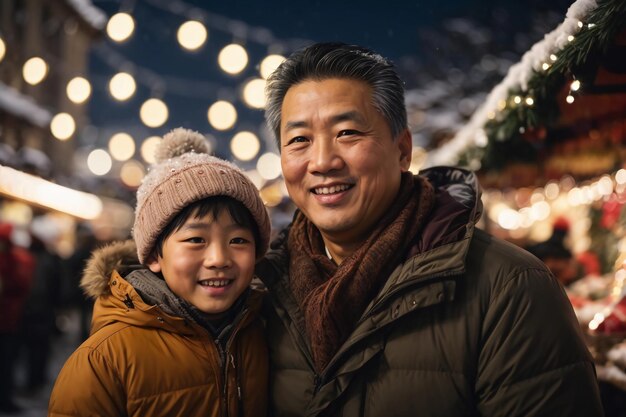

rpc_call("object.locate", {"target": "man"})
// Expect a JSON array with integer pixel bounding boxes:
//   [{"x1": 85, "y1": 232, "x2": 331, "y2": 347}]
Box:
[{"x1": 256, "y1": 42, "x2": 603, "y2": 416}]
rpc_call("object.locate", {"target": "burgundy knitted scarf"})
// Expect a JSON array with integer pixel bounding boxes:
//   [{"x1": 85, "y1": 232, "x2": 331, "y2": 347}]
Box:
[{"x1": 288, "y1": 173, "x2": 435, "y2": 372}]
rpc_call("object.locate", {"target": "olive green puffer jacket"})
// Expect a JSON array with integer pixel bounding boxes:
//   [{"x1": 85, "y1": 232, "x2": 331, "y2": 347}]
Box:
[{"x1": 256, "y1": 167, "x2": 603, "y2": 417}]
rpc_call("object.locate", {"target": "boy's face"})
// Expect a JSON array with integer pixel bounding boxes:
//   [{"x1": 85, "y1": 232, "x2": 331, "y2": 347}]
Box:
[{"x1": 147, "y1": 209, "x2": 256, "y2": 314}]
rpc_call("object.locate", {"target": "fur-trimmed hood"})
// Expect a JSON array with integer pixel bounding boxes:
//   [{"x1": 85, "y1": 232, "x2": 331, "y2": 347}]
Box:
[{"x1": 80, "y1": 240, "x2": 140, "y2": 300}]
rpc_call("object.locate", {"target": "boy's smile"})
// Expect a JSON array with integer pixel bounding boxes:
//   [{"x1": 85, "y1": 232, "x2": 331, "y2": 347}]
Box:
[{"x1": 147, "y1": 209, "x2": 256, "y2": 314}]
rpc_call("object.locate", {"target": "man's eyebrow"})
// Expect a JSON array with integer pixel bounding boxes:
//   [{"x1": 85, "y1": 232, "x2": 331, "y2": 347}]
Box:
[{"x1": 283, "y1": 111, "x2": 365, "y2": 132}]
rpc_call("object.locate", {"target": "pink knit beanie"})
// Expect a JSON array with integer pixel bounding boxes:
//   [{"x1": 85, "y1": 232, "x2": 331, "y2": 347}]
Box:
[{"x1": 133, "y1": 128, "x2": 271, "y2": 264}]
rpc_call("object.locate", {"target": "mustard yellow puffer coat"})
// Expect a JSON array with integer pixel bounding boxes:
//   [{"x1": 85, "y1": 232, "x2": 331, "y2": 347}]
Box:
[{"x1": 48, "y1": 240, "x2": 268, "y2": 417}]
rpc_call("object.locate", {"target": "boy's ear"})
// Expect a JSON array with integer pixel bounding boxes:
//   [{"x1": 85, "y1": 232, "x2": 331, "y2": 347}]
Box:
[{"x1": 146, "y1": 253, "x2": 162, "y2": 273}]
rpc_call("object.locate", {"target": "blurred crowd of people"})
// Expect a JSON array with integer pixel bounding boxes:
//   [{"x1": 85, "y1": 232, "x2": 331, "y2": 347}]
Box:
[{"x1": 0, "y1": 218, "x2": 96, "y2": 414}]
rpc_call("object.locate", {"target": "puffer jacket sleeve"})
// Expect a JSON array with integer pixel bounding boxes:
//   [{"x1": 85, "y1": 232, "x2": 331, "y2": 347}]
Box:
[
  {"x1": 49, "y1": 346, "x2": 126, "y2": 417},
  {"x1": 476, "y1": 266, "x2": 604, "y2": 417}
]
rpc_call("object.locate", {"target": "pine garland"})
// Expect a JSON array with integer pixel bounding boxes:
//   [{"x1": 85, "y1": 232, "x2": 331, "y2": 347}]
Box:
[{"x1": 447, "y1": 0, "x2": 626, "y2": 172}]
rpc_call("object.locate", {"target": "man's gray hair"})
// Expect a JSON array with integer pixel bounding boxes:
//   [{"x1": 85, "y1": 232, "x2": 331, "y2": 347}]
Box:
[{"x1": 264, "y1": 42, "x2": 408, "y2": 150}]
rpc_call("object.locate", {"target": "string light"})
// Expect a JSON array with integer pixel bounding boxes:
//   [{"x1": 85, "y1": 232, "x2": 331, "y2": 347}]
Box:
[
  {"x1": 66, "y1": 76, "x2": 92, "y2": 104},
  {"x1": 256, "y1": 152, "x2": 281, "y2": 180},
  {"x1": 242, "y1": 78, "x2": 266, "y2": 108},
  {"x1": 571, "y1": 80, "x2": 581, "y2": 91},
  {"x1": 140, "y1": 136, "x2": 161, "y2": 164},
  {"x1": 106, "y1": 13, "x2": 135, "y2": 42},
  {"x1": 230, "y1": 131, "x2": 260, "y2": 161},
  {"x1": 525, "y1": 97, "x2": 534, "y2": 106},
  {"x1": 119, "y1": 160, "x2": 145, "y2": 187},
  {"x1": 542, "y1": 63, "x2": 550, "y2": 71},
  {"x1": 23, "y1": 57, "x2": 48, "y2": 85},
  {"x1": 139, "y1": 98, "x2": 168, "y2": 127},
  {"x1": 577, "y1": 21, "x2": 584, "y2": 28},
  {"x1": 109, "y1": 72, "x2": 136, "y2": 101},
  {"x1": 568, "y1": 35, "x2": 575, "y2": 42},
  {"x1": 566, "y1": 94, "x2": 575, "y2": 104},
  {"x1": 207, "y1": 101, "x2": 237, "y2": 130},
  {"x1": 50, "y1": 113, "x2": 76, "y2": 140},
  {"x1": 87, "y1": 149, "x2": 113, "y2": 176},
  {"x1": 550, "y1": 54, "x2": 558, "y2": 61},
  {"x1": 218, "y1": 44, "x2": 248, "y2": 75},
  {"x1": 0, "y1": 37, "x2": 5, "y2": 62},
  {"x1": 260, "y1": 54, "x2": 285, "y2": 78},
  {"x1": 177, "y1": 20, "x2": 207, "y2": 51},
  {"x1": 108, "y1": 133, "x2": 136, "y2": 161}
]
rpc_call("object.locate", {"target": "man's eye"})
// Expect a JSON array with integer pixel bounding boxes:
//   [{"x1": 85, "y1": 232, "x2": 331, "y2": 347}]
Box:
[
  {"x1": 337, "y1": 130, "x2": 359, "y2": 137},
  {"x1": 286, "y1": 136, "x2": 308, "y2": 146},
  {"x1": 230, "y1": 237, "x2": 251, "y2": 245}
]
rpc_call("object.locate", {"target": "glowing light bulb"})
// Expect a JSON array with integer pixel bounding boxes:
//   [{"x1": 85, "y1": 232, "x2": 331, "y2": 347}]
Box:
[
  {"x1": 66, "y1": 77, "x2": 92, "y2": 104},
  {"x1": 242, "y1": 78, "x2": 266, "y2": 109},
  {"x1": 23, "y1": 57, "x2": 48, "y2": 85},
  {"x1": 106, "y1": 13, "x2": 135, "y2": 42},
  {"x1": 218, "y1": 44, "x2": 248, "y2": 75},
  {"x1": 177, "y1": 21, "x2": 207, "y2": 51},
  {"x1": 208, "y1": 101, "x2": 237, "y2": 130},
  {"x1": 50, "y1": 113, "x2": 76, "y2": 140},
  {"x1": 140, "y1": 136, "x2": 161, "y2": 164},
  {"x1": 109, "y1": 72, "x2": 136, "y2": 101},
  {"x1": 230, "y1": 131, "x2": 260, "y2": 161},
  {"x1": 108, "y1": 133, "x2": 136, "y2": 161},
  {"x1": 260, "y1": 54, "x2": 285, "y2": 78},
  {"x1": 140, "y1": 98, "x2": 168, "y2": 128}
]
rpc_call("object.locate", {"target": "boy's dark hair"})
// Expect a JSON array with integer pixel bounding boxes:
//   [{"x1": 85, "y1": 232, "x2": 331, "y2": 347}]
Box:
[{"x1": 152, "y1": 195, "x2": 261, "y2": 259}]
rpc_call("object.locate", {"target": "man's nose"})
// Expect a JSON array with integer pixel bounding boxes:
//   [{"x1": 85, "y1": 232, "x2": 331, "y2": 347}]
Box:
[
  {"x1": 308, "y1": 139, "x2": 343, "y2": 174},
  {"x1": 204, "y1": 243, "x2": 232, "y2": 269}
]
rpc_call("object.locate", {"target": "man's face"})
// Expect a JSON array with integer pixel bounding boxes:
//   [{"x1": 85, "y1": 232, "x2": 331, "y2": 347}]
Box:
[
  {"x1": 279, "y1": 78, "x2": 411, "y2": 247},
  {"x1": 147, "y1": 210, "x2": 256, "y2": 314}
]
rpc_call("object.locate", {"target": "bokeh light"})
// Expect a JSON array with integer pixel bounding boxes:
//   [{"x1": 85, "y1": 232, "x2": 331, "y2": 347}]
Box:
[
  {"x1": 23, "y1": 57, "x2": 48, "y2": 85},
  {"x1": 256, "y1": 153, "x2": 281, "y2": 180},
  {"x1": 50, "y1": 113, "x2": 76, "y2": 140},
  {"x1": 140, "y1": 136, "x2": 161, "y2": 164},
  {"x1": 260, "y1": 54, "x2": 285, "y2": 79},
  {"x1": 87, "y1": 149, "x2": 113, "y2": 176},
  {"x1": 230, "y1": 131, "x2": 260, "y2": 161},
  {"x1": 218, "y1": 44, "x2": 248, "y2": 75},
  {"x1": 242, "y1": 78, "x2": 266, "y2": 108},
  {"x1": 120, "y1": 160, "x2": 145, "y2": 187},
  {"x1": 140, "y1": 98, "x2": 168, "y2": 128},
  {"x1": 109, "y1": 72, "x2": 136, "y2": 101},
  {"x1": 66, "y1": 77, "x2": 92, "y2": 104},
  {"x1": 108, "y1": 133, "x2": 136, "y2": 161},
  {"x1": 207, "y1": 101, "x2": 237, "y2": 130},
  {"x1": 106, "y1": 13, "x2": 135, "y2": 42},
  {"x1": 177, "y1": 20, "x2": 207, "y2": 51}
]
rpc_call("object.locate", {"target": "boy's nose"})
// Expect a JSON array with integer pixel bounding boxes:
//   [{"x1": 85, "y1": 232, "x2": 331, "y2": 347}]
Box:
[{"x1": 204, "y1": 244, "x2": 232, "y2": 269}]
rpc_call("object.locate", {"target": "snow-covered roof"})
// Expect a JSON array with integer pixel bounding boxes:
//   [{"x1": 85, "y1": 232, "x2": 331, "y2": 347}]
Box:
[
  {"x1": 63, "y1": 0, "x2": 107, "y2": 31},
  {"x1": 427, "y1": 0, "x2": 599, "y2": 167},
  {"x1": 0, "y1": 82, "x2": 52, "y2": 128}
]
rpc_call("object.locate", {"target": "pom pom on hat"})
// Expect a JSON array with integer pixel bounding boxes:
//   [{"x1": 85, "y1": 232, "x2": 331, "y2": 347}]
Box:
[{"x1": 133, "y1": 128, "x2": 270, "y2": 264}]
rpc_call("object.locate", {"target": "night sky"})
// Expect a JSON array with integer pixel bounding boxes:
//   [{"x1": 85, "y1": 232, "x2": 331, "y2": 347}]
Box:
[{"x1": 87, "y1": 0, "x2": 572, "y2": 167}]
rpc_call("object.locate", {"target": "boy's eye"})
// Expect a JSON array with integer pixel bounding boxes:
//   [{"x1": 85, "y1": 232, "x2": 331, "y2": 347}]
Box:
[
  {"x1": 230, "y1": 237, "x2": 251, "y2": 245},
  {"x1": 185, "y1": 237, "x2": 205, "y2": 244}
]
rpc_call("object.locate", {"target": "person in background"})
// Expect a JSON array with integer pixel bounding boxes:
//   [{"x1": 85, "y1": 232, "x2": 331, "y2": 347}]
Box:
[
  {"x1": 0, "y1": 222, "x2": 34, "y2": 414},
  {"x1": 256, "y1": 42, "x2": 604, "y2": 416},
  {"x1": 49, "y1": 128, "x2": 270, "y2": 417},
  {"x1": 19, "y1": 222, "x2": 62, "y2": 396}
]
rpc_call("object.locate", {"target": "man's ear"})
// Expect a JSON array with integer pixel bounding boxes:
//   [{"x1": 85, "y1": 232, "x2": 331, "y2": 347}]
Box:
[
  {"x1": 146, "y1": 253, "x2": 162, "y2": 273},
  {"x1": 397, "y1": 128, "x2": 412, "y2": 172}
]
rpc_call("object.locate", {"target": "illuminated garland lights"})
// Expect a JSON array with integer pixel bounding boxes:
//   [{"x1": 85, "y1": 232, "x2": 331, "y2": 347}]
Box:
[{"x1": 428, "y1": 0, "x2": 626, "y2": 170}]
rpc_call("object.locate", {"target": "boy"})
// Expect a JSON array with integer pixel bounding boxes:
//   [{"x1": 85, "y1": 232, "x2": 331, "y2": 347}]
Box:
[{"x1": 49, "y1": 128, "x2": 271, "y2": 417}]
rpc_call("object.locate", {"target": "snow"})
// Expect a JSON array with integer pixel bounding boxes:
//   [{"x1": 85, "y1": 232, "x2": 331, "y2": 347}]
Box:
[
  {"x1": 63, "y1": 0, "x2": 107, "y2": 31},
  {"x1": 0, "y1": 82, "x2": 52, "y2": 128},
  {"x1": 426, "y1": 0, "x2": 599, "y2": 167}
]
